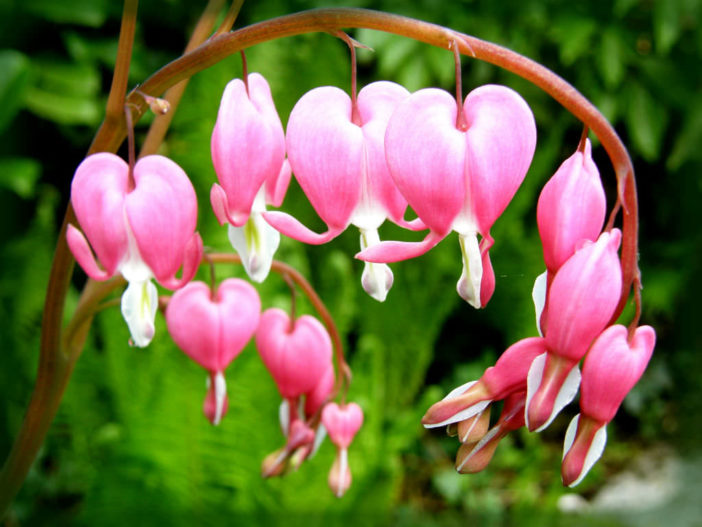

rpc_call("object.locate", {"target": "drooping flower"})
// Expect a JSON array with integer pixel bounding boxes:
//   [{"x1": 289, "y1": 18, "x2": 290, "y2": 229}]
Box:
[
  {"x1": 532, "y1": 139, "x2": 607, "y2": 332},
  {"x1": 561, "y1": 324, "x2": 655, "y2": 486},
  {"x1": 264, "y1": 81, "x2": 420, "y2": 301},
  {"x1": 357, "y1": 84, "x2": 537, "y2": 308},
  {"x1": 322, "y1": 402, "x2": 363, "y2": 497},
  {"x1": 165, "y1": 278, "x2": 261, "y2": 425},
  {"x1": 255, "y1": 308, "x2": 333, "y2": 400},
  {"x1": 210, "y1": 72, "x2": 291, "y2": 282},
  {"x1": 422, "y1": 337, "x2": 546, "y2": 428},
  {"x1": 66, "y1": 153, "x2": 203, "y2": 347},
  {"x1": 526, "y1": 229, "x2": 623, "y2": 432}
]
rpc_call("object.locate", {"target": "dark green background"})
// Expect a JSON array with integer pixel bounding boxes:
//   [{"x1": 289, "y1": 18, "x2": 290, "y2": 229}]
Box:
[{"x1": 1, "y1": 0, "x2": 700, "y2": 525}]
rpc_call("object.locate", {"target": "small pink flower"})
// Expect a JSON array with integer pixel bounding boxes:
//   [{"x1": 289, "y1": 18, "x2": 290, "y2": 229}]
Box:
[
  {"x1": 322, "y1": 402, "x2": 363, "y2": 497},
  {"x1": 165, "y1": 278, "x2": 261, "y2": 425},
  {"x1": 264, "y1": 81, "x2": 418, "y2": 301},
  {"x1": 526, "y1": 229, "x2": 623, "y2": 432},
  {"x1": 255, "y1": 308, "x2": 333, "y2": 400},
  {"x1": 67, "y1": 153, "x2": 203, "y2": 347},
  {"x1": 210, "y1": 73, "x2": 291, "y2": 282},
  {"x1": 561, "y1": 324, "x2": 655, "y2": 486},
  {"x1": 357, "y1": 85, "x2": 536, "y2": 308}
]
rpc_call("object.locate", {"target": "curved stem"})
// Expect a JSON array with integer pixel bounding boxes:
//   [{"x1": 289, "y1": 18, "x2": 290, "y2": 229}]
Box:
[{"x1": 88, "y1": 8, "x2": 639, "y2": 318}]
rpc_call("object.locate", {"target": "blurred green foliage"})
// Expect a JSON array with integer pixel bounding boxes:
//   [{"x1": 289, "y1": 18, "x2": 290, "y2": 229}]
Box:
[{"x1": 0, "y1": 0, "x2": 700, "y2": 525}]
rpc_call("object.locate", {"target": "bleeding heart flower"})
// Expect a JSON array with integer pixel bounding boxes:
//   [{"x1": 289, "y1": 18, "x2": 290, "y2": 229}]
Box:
[
  {"x1": 526, "y1": 229, "x2": 623, "y2": 432},
  {"x1": 357, "y1": 84, "x2": 536, "y2": 308},
  {"x1": 66, "y1": 153, "x2": 203, "y2": 347},
  {"x1": 255, "y1": 308, "x2": 333, "y2": 400},
  {"x1": 210, "y1": 73, "x2": 291, "y2": 282},
  {"x1": 165, "y1": 278, "x2": 261, "y2": 425},
  {"x1": 322, "y1": 402, "x2": 364, "y2": 497},
  {"x1": 264, "y1": 81, "x2": 421, "y2": 301},
  {"x1": 561, "y1": 324, "x2": 655, "y2": 487}
]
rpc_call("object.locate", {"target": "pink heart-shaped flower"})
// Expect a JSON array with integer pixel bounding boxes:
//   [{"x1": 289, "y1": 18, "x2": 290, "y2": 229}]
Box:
[
  {"x1": 255, "y1": 308, "x2": 333, "y2": 399},
  {"x1": 322, "y1": 402, "x2": 364, "y2": 450}
]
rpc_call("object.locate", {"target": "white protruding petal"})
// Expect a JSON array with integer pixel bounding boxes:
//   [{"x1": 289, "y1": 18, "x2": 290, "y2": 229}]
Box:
[
  {"x1": 456, "y1": 232, "x2": 483, "y2": 308},
  {"x1": 359, "y1": 228, "x2": 393, "y2": 302},
  {"x1": 532, "y1": 270, "x2": 548, "y2": 336},
  {"x1": 212, "y1": 371, "x2": 227, "y2": 426},
  {"x1": 337, "y1": 447, "x2": 349, "y2": 498},
  {"x1": 310, "y1": 423, "x2": 327, "y2": 458},
  {"x1": 456, "y1": 423, "x2": 502, "y2": 473},
  {"x1": 424, "y1": 400, "x2": 492, "y2": 429},
  {"x1": 120, "y1": 279, "x2": 158, "y2": 348},
  {"x1": 525, "y1": 352, "x2": 546, "y2": 430},
  {"x1": 228, "y1": 190, "x2": 280, "y2": 283},
  {"x1": 526, "y1": 353, "x2": 582, "y2": 432},
  {"x1": 563, "y1": 415, "x2": 608, "y2": 488},
  {"x1": 279, "y1": 399, "x2": 290, "y2": 436}
]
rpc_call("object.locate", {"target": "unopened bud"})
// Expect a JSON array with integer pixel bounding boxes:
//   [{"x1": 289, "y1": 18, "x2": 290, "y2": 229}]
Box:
[
  {"x1": 261, "y1": 448, "x2": 289, "y2": 478},
  {"x1": 457, "y1": 407, "x2": 491, "y2": 444}
]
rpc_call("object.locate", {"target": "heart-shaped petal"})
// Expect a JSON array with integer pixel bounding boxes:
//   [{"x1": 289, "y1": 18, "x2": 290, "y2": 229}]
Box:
[{"x1": 321, "y1": 402, "x2": 364, "y2": 450}]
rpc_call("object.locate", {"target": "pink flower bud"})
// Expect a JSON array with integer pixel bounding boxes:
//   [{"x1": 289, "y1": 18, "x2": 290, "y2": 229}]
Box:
[
  {"x1": 581, "y1": 324, "x2": 656, "y2": 424},
  {"x1": 526, "y1": 229, "x2": 623, "y2": 432},
  {"x1": 255, "y1": 309, "x2": 333, "y2": 399},
  {"x1": 537, "y1": 139, "x2": 606, "y2": 274}
]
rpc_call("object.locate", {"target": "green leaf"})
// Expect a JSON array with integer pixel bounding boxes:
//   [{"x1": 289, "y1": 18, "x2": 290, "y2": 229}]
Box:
[
  {"x1": 550, "y1": 16, "x2": 597, "y2": 65},
  {"x1": 0, "y1": 50, "x2": 30, "y2": 133},
  {"x1": 0, "y1": 157, "x2": 41, "y2": 198},
  {"x1": 667, "y1": 103, "x2": 702, "y2": 170},
  {"x1": 654, "y1": 0, "x2": 682, "y2": 55},
  {"x1": 625, "y1": 81, "x2": 668, "y2": 161},
  {"x1": 23, "y1": 59, "x2": 101, "y2": 125},
  {"x1": 597, "y1": 27, "x2": 628, "y2": 89},
  {"x1": 23, "y1": 0, "x2": 109, "y2": 28}
]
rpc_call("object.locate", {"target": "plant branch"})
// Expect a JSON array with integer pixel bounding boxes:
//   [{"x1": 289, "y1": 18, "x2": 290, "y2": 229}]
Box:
[{"x1": 139, "y1": 0, "x2": 227, "y2": 157}]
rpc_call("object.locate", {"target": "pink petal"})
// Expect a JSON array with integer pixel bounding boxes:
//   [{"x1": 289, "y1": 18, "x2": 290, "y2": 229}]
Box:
[
  {"x1": 166, "y1": 278, "x2": 260, "y2": 372},
  {"x1": 66, "y1": 224, "x2": 113, "y2": 281},
  {"x1": 159, "y1": 232, "x2": 203, "y2": 290},
  {"x1": 463, "y1": 85, "x2": 537, "y2": 233},
  {"x1": 126, "y1": 155, "x2": 198, "y2": 285},
  {"x1": 321, "y1": 402, "x2": 364, "y2": 449},
  {"x1": 263, "y1": 210, "x2": 345, "y2": 245},
  {"x1": 353, "y1": 81, "x2": 411, "y2": 228},
  {"x1": 545, "y1": 229, "x2": 623, "y2": 361},
  {"x1": 580, "y1": 324, "x2": 655, "y2": 423},
  {"x1": 70, "y1": 153, "x2": 129, "y2": 276},
  {"x1": 537, "y1": 139, "x2": 606, "y2": 273},
  {"x1": 255, "y1": 308, "x2": 333, "y2": 399},
  {"x1": 265, "y1": 158, "x2": 291, "y2": 208},
  {"x1": 481, "y1": 337, "x2": 547, "y2": 399},
  {"x1": 286, "y1": 86, "x2": 363, "y2": 232},
  {"x1": 384, "y1": 88, "x2": 466, "y2": 235},
  {"x1": 211, "y1": 73, "x2": 285, "y2": 224},
  {"x1": 355, "y1": 231, "x2": 445, "y2": 263}
]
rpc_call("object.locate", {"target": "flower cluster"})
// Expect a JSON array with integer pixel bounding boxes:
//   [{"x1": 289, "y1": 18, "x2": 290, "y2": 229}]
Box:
[
  {"x1": 422, "y1": 142, "x2": 655, "y2": 486},
  {"x1": 66, "y1": 55, "x2": 652, "y2": 494}
]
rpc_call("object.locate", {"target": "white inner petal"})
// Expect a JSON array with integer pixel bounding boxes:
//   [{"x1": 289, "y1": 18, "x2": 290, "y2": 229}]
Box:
[
  {"x1": 228, "y1": 189, "x2": 280, "y2": 283},
  {"x1": 120, "y1": 279, "x2": 158, "y2": 348},
  {"x1": 456, "y1": 232, "x2": 483, "y2": 308},
  {"x1": 532, "y1": 270, "x2": 548, "y2": 336},
  {"x1": 359, "y1": 228, "x2": 393, "y2": 302}
]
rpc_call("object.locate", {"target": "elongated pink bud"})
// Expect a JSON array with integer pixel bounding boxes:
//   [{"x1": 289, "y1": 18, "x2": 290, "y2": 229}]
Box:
[
  {"x1": 526, "y1": 229, "x2": 623, "y2": 432},
  {"x1": 211, "y1": 73, "x2": 286, "y2": 227},
  {"x1": 256, "y1": 309, "x2": 333, "y2": 399},
  {"x1": 537, "y1": 139, "x2": 606, "y2": 274}
]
